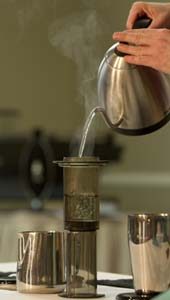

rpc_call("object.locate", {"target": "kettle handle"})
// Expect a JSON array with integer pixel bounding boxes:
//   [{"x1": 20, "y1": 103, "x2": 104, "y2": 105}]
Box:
[
  {"x1": 115, "y1": 17, "x2": 152, "y2": 57},
  {"x1": 133, "y1": 17, "x2": 152, "y2": 29}
]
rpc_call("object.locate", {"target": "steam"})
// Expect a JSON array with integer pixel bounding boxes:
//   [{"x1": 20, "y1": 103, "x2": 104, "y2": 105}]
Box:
[
  {"x1": 8, "y1": 0, "x2": 56, "y2": 38},
  {"x1": 3, "y1": 1, "x2": 109, "y2": 156},
  {"x1": 49, "y1": 10, "x2": 106, "y2": 155},
  {"x1": 49, "y1": 11, "x2": 101, "y2": 109},
  {"x1": 17, "y1": 0, "x2": 42, "y2": 35}
]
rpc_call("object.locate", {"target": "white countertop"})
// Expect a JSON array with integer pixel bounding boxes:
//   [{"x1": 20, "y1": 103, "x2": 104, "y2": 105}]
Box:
[{"x1": 0, "y1": 262, "x2": 133, "y2": 300}]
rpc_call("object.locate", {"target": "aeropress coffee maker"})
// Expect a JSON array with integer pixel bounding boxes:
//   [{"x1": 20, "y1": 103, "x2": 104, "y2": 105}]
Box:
[{"x1": 54, "y1": 156, "x2": 106, "y2": 298}]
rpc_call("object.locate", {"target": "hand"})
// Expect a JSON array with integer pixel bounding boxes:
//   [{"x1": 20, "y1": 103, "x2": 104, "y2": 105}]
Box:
[
  {"x1": 113, "y1": 28, "x2": 170, "y2": 74},
  {"x1": 127, "y1": 2, "x2": 170, "y2": 29}
]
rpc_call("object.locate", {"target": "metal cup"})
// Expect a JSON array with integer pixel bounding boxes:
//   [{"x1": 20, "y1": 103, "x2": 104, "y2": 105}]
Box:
[
  {"x1": 128, "y1": 213, "x2": 170, "y2": 296},
  {"x1": 17, "y1": 231, "x2": 66, "y2": 294}
]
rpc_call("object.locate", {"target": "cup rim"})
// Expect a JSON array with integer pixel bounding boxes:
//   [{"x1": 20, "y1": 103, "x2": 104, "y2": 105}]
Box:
[
  {"x1": 128, "y1": 213, "x2": 170, "y2": 218},
  {"x1": 18, "y1": 230, "x2": 64, "y2": 234}
]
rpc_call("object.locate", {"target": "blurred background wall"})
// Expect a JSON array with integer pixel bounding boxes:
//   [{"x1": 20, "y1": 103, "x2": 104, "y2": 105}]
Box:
[{"x1": 0, "y1": 0, "x2": 170, "y2": 274}]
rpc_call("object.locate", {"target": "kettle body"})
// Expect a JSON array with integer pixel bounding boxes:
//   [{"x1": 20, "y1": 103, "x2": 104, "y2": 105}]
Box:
[{"x1": 98, "y1": 43, "x2": 170, "y2": 136}]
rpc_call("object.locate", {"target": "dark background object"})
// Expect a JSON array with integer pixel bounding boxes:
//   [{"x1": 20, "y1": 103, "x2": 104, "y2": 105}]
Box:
[{"x1": 0, "y1": 128, "x2": 123, "y2": 201}]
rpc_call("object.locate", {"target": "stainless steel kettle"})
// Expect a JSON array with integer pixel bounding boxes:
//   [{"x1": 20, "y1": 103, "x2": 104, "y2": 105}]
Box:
[{"x1": 97, "y1": 18, "x2": 170, "y2": 135}]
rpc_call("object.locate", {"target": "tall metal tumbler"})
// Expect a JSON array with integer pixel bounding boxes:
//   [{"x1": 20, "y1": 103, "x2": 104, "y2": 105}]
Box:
[
  {"x1": 128, "y1": 213, "x2": 170, "y2": 296},
  {"x1": 17, "y1": 231, "x2": 66, "y2": 294}
]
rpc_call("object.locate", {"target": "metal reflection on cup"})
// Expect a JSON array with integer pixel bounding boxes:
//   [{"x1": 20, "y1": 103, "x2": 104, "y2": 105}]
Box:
[
  {"x1": 17, "y1": 230, "x2": 66, "y2": 294},
  {"x1": 128, "y1": 213, "x2": 170, "y2": 296}
]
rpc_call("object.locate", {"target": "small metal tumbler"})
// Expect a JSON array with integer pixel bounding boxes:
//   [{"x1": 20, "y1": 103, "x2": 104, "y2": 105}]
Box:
[
  {"x1": 128, "y1": 213, "x2": 170, "y2": 296},
  {"x1": 17, "y1": 231, "x2": 66, "y2": 294}
]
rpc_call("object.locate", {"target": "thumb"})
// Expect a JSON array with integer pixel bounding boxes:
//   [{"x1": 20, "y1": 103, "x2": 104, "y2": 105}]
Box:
[
  {"x1": 149, "y1": 17, "x2": 164, "y2": 29},
  {"x1": 126, "y1": 12, "x2": 139, "y2": 29}
]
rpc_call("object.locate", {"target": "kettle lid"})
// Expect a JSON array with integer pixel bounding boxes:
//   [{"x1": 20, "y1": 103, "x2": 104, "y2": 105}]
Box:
[
  {"x1": 104, "y1": 44, "x2": 135, "y2": 70},
  {"x1": 104, "y1": 17, "x2": 152, "y2": 71}
]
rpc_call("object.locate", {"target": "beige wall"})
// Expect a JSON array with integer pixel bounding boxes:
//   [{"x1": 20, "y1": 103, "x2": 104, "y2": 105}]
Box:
[
  {"x1": 0, "y1": 0, "x2": 170, "y2": 274},
  {"x1": 1, "y1": 0, "x2": 170, "y2": 213},
  {"x1": 0, "y1": 0, "x2": 135, "y2": 138}
]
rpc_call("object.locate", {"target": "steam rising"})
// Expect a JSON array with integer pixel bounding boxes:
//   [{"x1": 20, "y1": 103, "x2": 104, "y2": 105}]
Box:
[
  {"x1": 49, "y1": 10, "x2": 102, "y2": 112},
  {"x1": 17, "y1": 0, "x2": 42, "y2": 34},
  {"x1": 49, "y1": 10, "x2": 107, "y2": 155},
  {"x1": 4, "y1": 1, "x2": 109, "y2": 155}
]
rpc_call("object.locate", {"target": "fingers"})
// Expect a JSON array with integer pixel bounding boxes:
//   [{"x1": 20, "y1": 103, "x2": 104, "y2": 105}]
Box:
[
  {"x1": 126, "y1": 2, "x2": 170, "y2": 30},
  {"x1": 149, "y1": 19, "x2": 158, "y2": 29},
  {"x1": 113, "y1": 29, "x2": 170, "y2": 48},
  {"x1": 124, "y1": 55, "x2": 164, "y2": 73},
  {"x1": 117, "y1": 43, "x2": 151, "y2": 56},
  {"x1": 113, "y1": 30, "x2": 155, "y2": 46},
  {"x1": 126, "y1": 2, "x2": 149, "y2": 29},
  {"x1": 126, "y1": 11, "x2": 140, "y2": 29},
  {"x1": 149, "y1": 16, "x2": 168, "y2": 29},
  {"x1": 124, "y1": 55, "x2": 154, "y2": 68}
]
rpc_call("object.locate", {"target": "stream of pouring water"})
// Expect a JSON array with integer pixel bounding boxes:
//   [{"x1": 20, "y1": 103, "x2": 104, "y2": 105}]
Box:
[
  {"x1": 78, "y1": 105, "x2": 124, "y2": 157},
  {"x1": 78, "y1": 106, "x2": 110, "y2": 157},
  {"x1": 78, "y1": 107, "x2": 98, "y2": 157}
]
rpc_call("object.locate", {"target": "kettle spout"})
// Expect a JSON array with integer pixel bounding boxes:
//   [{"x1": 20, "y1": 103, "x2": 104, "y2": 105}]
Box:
[
  {"x1": 95, "y1": 106, "x2": 123, "y2": 128},
  {"x1": 78, "y1": 106, "x2": 123, "y2": 157}
]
